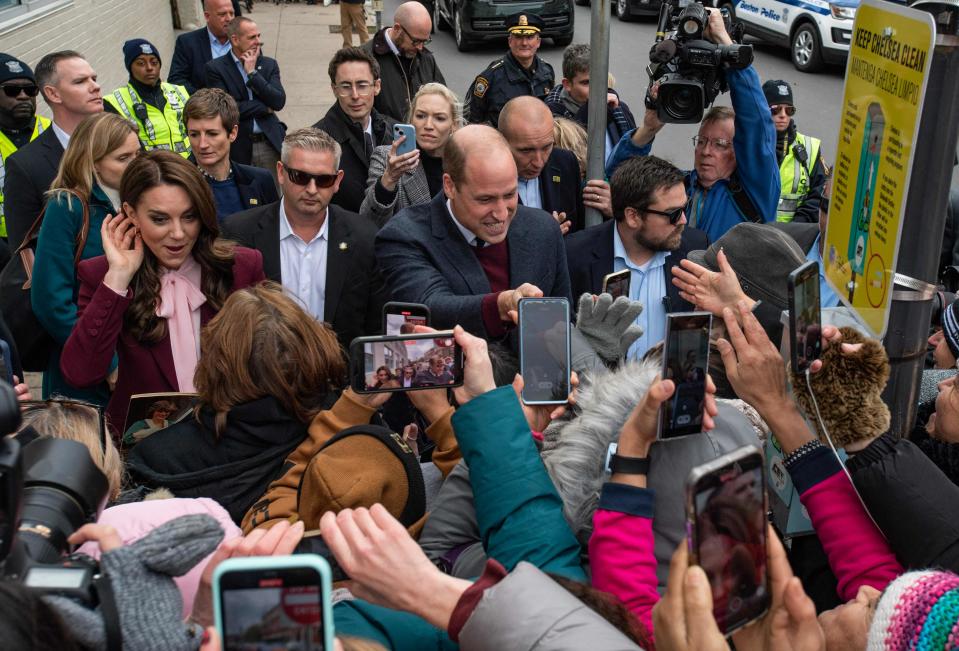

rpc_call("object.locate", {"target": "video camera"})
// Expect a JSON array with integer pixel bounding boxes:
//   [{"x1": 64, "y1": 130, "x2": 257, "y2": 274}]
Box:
[
  {"x1": 646, "y1": 0, "x2": 753, "y2": 124},
  {"x1": 0, "y1": 385, "x2": 110, "y2": 606}
]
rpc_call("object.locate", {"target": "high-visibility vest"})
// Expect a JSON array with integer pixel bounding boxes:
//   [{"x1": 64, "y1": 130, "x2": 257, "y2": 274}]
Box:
[
  {"x1": 0, "y1": 115, "x2": 51, "y2": 239},
  {"x1": 105, "y1": 82, "x2": 192, "y2": 157},
  {"x1": 776, "y1": 132, "x2": 821, "y2": 223}
]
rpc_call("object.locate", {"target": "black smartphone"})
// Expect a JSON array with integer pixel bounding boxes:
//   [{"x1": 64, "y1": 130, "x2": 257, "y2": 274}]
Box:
[
  {"x1": 518, "y1": 297, "x2": 571, "y2": 405},
  {"x1": 602, "y1": 269, "x2": 631, "y2": 300},
  {"x1": 686, "y1": 445, "x2": 770, "y2": 636},
  {"x1": 660, "y1": 311, "x2": 711, "y2": 439},
  {"x1": 350, "y1": 332, "x2": 463, "y2": 393},
  {"x1": 787, "y1": 261, "x2": 822, "y2": 372},
  {"x1": 382, "y1": 301, "x2": 431, "y2": 336}
]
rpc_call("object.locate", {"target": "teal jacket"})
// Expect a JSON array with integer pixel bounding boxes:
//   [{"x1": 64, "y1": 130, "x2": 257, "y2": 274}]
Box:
[
  {"x1": 332, "y1": 386, "x2": 585, "y2": 648},
  {"x1": 31, "y1": 184, "x2": 113, "y2": 403}
]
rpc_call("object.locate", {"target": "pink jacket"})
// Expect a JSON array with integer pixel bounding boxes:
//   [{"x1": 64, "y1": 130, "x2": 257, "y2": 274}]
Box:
[{"x1": 78, "y1": 497, "x2": 242, "y2": 617}]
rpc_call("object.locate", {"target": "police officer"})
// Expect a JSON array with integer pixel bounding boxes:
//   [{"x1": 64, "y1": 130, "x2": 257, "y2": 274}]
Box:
[
  {"x1": 104, "y1": 39, "x2": 192, "y2": 157},
  {"x1": 763, "y1": 79, "x2": 826, "y2": 224},
  {"x1": 0, "y1": 53, "x2": 49, "y2": 243},
  {"x1": 465, "y1": 13, "x2": 554, "y2": 128}
]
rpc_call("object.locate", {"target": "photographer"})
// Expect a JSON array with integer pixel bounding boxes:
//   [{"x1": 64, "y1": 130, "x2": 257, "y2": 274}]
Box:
[{"x1": 606, "y1": 8, "x2": 779, "y2": 243}]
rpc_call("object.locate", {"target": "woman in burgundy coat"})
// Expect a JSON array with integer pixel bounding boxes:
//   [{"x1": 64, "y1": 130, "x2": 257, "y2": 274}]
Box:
[{"x1": 60, "y1": 150, "x2": 265, "y2": 435}]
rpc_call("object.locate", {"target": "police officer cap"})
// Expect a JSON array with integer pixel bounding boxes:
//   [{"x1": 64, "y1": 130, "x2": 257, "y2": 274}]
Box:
[
  {"x1": 762, "y1": 79, "x2": 793, "y2": 106},
  {"x1": 0, "y1": 54, "x2": 35, "y2": 85},
  {"x1": 123, "y1": 38, "x2": 162, "y2": 73},
  {"x1": 506, "y1": 12, "x2": 544, "y2": 36}
]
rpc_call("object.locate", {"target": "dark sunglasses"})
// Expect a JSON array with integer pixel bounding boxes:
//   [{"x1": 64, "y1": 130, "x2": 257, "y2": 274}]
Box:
[
  {"x1": 285, "y1": 166, "x2": 338, "y2": 188},
  {"x1": 770, "y1": 104, "x2": 796, "y2": 117},
  {"x1": 21, "y1": 398, "x2": 108, "y2": 455},
  {"x1": 1, "y1": 84, "x2": 39, "y2": 98},
  {"x1": 645, "y1": 205, "x2": 686, "y2": 224}
]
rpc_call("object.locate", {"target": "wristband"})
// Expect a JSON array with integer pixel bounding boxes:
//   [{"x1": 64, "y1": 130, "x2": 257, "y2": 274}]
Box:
[{"x1": 609, "y1": 453, "x2": 650, "y2": 475}]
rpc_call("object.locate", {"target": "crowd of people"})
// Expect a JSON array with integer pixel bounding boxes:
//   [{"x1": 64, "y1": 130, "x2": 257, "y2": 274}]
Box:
[{"x1": 0, "y1": 0, "x2": 958, "y2": 649}]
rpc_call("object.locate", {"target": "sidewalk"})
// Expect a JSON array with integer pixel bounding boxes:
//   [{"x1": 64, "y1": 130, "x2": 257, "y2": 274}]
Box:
[{"x1": 240, "y1": 1, "x2": 378, "y2": 131}]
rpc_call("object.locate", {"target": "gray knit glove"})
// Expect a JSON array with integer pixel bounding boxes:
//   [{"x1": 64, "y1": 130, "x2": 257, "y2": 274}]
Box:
[
  {"x1": 574, "y1": 293, "x2": 644, "y2": 364},
  {"x1": 44, "y1": 513, "x2": 224, "y2": 651}
]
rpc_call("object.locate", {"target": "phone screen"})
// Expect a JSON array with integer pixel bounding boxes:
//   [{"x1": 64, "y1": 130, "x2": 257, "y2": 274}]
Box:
[
  {"x1": 219, "y1": 566, "x2": 327, "y2": 650},
  {"x1": 789, "y1": 262, "x2": 822, "y2": 372},
  {"x1": 385, "y1": 311, "x2": 429, "y2": 336},
  {"x1": 519, "y1": 298, "x2": 571, "y2": 405},
  {"x1": 692, "y1": 452, "x2": 768, "y2": 635},
  {"x1": 352, "y1": 333, "x2": 462, "y2": 393},
  {"x1": 661, "y1": 312, "x2": 711, "y2": 439},
  {"x1": 603, "y1": 270, "x2": 631, "y2": 300}
]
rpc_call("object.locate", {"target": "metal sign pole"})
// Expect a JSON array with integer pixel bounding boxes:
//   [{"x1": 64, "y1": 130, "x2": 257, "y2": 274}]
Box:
[{"x1": 585, "y1": 0, "x2": 611, "y2": 229}]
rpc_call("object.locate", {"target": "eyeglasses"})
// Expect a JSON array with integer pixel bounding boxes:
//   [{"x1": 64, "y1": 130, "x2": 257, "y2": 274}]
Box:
[
  {"x1": 333, "y1": 81, "x2": 375, "y2": 97},
  {"x1": 645, "y1": 206, "x2": 686, "y2": 224},
  {"x1": 284, "y1": 166, "x2": 339, "y2": 188},
  {"x1": 1, "y1": 84, "x2": 39, "y2": 98},
  {"x1": 399, "y1": 24, "x2": 431, "y2": 46},
  {"x1": 692, "y1": 136, "x2": 732, "y2": 151},
  {"x1": 770, "y1": 105, "x2": 796, "y2": 117},
  {"x1": 21, "y1": 398, "x2": 108, "y2": 455}
]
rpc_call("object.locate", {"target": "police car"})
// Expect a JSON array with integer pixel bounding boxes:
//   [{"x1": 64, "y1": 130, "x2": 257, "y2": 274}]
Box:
[{"x1": 715, "y1": 0, "x2": 859, "y2": 72}]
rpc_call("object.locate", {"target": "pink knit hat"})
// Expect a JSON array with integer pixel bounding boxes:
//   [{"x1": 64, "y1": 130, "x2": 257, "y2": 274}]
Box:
[{"x1": 867, "y1": 570, "x2": 959, "y2": 651}]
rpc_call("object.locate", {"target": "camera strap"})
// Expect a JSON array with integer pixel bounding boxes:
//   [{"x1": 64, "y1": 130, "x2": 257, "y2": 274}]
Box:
[
  {"x1": 93, "y1": 572, "x2": 123, "y2": 651},
  {"x1": 726, "y1": 172, "x2": 763, "y2": 224}
]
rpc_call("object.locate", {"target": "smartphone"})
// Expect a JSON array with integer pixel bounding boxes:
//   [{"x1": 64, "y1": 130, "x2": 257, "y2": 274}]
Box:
[
  {"x1": 787, "y1": 261, "x2": 822, "y2": 373},
  {"x1": 393, "y1": 123, "x2": 416, "y2": 156},
  {"x1": 518, "y1": 297, "x2": 571, "y2": 405},
  {"x1": 602, "y1": 269, "x2": 631, "y2": 300},
  {"x1": 350, "y1": 331, "x2": 463, "y2": 393},
  {"x1": 686, "y1": 445, "x2": 770, "y2": 636},
  {"x1": 660, "y1": 311, "x2": 711, "y2": 439},
  {"x1": 213, "y1": 555, "x2": 334, "y2": 651},
  {"x1": 382, "y1": 301, "x2": 430, "y2": 336}
]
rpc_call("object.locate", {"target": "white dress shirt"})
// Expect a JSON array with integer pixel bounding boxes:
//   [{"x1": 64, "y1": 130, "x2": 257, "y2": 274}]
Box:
[
  {"x1": 51, "y1": 121, "x2": 70, "y2": 150},
  {"x1": 446, "y1": 199, "x2": 482, "y2": 246},
  {"x1": 279, "y1": 199, "x2": 329, "y2": 320},
  {"x1": 517, "y1": 176, "x2": 542, "y2": 210}
]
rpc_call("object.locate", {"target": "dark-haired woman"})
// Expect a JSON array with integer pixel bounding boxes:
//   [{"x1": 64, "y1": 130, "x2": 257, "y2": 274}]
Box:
[{"x1": 60, "y1": 150, "x2": 265, "y2": 435}]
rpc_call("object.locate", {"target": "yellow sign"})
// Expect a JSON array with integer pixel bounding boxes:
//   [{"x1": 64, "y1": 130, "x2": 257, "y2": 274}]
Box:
[{"x1": 823, "y1": 0, "x2": 934, "y2": 338}]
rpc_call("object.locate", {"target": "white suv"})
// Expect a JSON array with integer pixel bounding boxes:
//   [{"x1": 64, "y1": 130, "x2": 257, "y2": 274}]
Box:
[{"x1": 716, "y1": 0, "x2": 859, "y2": 72}]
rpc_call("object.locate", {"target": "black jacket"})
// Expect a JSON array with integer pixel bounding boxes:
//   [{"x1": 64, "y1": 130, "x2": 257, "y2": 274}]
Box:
[
  {"x1": 313, "y1": 103, "x2": 396, "y2": 213},
  {"x1": 3, "y1": 127, "x2": 64, "y2": 248},
  {"x1": 564, "y1": 218, "x2": 709, "y2": 312},
  {"x1": 526, "y1": 148, "x2": 585, "y2": 233},
  {"x1": 221, "y1": 201, "x2": 387, "y2": 351},
  {"x1": 126, "y1": 396, "x2": 317, "y2": 524},
  {"x1": 206, "y1": 52, "x2": 286, "y2": 164},
  {"x1": 189, "y1": 156, "x2": 279, "y2": 219},
  {"x1": 168, "y1": 27, "x2": 218, "y2": 95},
  {"x1": 362, "y1": 28, "x2": 446, "y2": 123}
]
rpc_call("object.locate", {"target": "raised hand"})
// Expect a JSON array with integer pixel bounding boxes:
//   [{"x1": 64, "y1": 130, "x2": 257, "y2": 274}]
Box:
[
  {"x1": 101, "y1": 212, "x2": 144, "y2": 294},
  {"x1": 672, "y1": 249, "x2": 752, "y2": 317},
  {"x1": 381, "y1": 136, "x2": 421, "y2": 191}
]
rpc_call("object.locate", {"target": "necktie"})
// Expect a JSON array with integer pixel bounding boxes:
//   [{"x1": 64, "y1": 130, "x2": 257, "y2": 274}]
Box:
[
  {"x1": 364, "y1": 132, "x2": 374, "y2": 159},
  {"x1": 473, "y1": 237, "x2": 486, "y2": 249}
]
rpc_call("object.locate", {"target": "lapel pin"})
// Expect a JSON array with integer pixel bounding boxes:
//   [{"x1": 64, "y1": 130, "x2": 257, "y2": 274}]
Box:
[
  {"x1": 250, "y1": 198, "x2": 258, "y2": 205},
  {"x1": 339, "y1": 242, "x2": 348, "y2": 251},
  {"x1": 553, "y1": 175, "x2": 561, "y2": 183}
]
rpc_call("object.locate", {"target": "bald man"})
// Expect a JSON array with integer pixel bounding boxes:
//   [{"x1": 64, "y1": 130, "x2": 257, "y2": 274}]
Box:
[
  {"x1": 498, "y1": 96, "x2": 612, "y2": 234},
  {"x1": 169, "y1": 0, "x2": 236, "y2": 94},
  {"x1": 362, "y1": 1, "x2": 446, "y2": 122},
  {"x1": 375, "y1": 125, "x2": 572, "y2": 340}
]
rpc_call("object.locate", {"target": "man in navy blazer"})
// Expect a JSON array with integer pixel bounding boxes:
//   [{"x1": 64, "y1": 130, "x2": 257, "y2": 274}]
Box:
[
  {"x1": 565, "y1": 155, "x2": 709, "y2": 360},
  {"x1": 499, "y1": 96, "x2": 613, "y2": 234},
  {"x1": 168, "y1": 0, "x2": 236, "y2": 94},
  {"x1": 206, "y1": 17, "x2": 286, "y2": 173},
  {"x1": 375, "y1": 125, "x2": 572, "y2": 341}
]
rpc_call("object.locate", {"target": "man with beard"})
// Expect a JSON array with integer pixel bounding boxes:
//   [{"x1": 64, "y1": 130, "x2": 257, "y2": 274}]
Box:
[
  {"x1": 0, "y1": 54, "x2": 49, "y2": 246},
  {"x1": 565, "y1": 155, "x2": 708, "y2": 360},
  {"x1": 362, "y1": 1, "x2": 445, "y2": 123}
]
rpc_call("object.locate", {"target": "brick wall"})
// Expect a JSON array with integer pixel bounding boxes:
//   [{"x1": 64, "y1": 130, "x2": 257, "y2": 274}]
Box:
[{"x1": 0, "y1": 0, "x2": 180, "y2": 120}]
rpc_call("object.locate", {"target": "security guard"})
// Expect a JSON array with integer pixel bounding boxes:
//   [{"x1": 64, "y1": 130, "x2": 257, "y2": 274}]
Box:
[
  {"x1": 0, "y1": 53, "x2": 49, "y2": 241},
  {"x1": 465, "y1": 13, "x2": 555, "y2": 128},
  {"x1": 763, "y1": 79, "x2": 826, "y2": 224},
  {"x1": 104, "y1": 39, "x2": 191, "y2": 157}
]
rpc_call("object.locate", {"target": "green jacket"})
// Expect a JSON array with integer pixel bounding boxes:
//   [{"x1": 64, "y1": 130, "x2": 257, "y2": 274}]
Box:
[{"x1": 332, "y1": 385, "x2": 585, "y2": 648}]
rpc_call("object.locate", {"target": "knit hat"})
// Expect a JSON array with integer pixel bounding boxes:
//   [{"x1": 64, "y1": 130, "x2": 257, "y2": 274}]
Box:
[
  {"x1": 867, "y1": 570, "x2": 959, "y2": 650},
  {"x1": 298, "y1": 424, "x2": 427, "y2": 536},
  {"x1": 941, "y1": 298, "x2": 959, "y2": 360},
  {"x1": 123, "y1": 39, "x2": 161, "y2": 72},
  {"x1": 762, "y1": 79, "x2": 794, "y2": 106},
  {"x1": 0, "y1": 53, "x2": 34, "y2": 84},
  {"x1": 790, "y1": 326, "x2": 891, "y2": 448}
]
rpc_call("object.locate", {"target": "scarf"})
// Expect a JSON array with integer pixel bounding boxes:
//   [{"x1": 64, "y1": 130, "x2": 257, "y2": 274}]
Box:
[{"x1": 156, "y1": 255, "x2": 205, "y2": 392}]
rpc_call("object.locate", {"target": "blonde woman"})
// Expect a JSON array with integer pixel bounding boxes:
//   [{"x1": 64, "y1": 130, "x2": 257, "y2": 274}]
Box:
[{"x1": 553, "y1": 116, "x2": 588, "y2": 180}]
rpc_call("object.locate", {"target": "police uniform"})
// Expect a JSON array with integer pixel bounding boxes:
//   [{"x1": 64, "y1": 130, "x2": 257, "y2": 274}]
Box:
[
  {"x1": 105, "y1": 39, "x2": 191, "y2": 157},
  {"x1": 0, "y1": 54, "x2": 50, "y2": 240},
  {"x1": 465, "y1": 13, "x2": 555, "y2": 128}
]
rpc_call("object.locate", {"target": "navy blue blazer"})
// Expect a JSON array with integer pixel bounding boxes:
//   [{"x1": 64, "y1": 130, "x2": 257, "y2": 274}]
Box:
[
  {"x1": 206, "y1": 53, "x2": 286, "y2": 165},
  {"x1": 168, "y1": 27, "x2": 216, "y2": 94},
  {"x1": 375, "y1": 192, "x2": 573, "y2": 338},
  {"x1": 564, "y1": 218, "x2": 709, "y2": 314},
  {"x1": 232, "y1": 161, "x2": 278, "y2": 214},
  {"x1": 525, "y1": 147, "x2": 585, "y2": 233}
]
